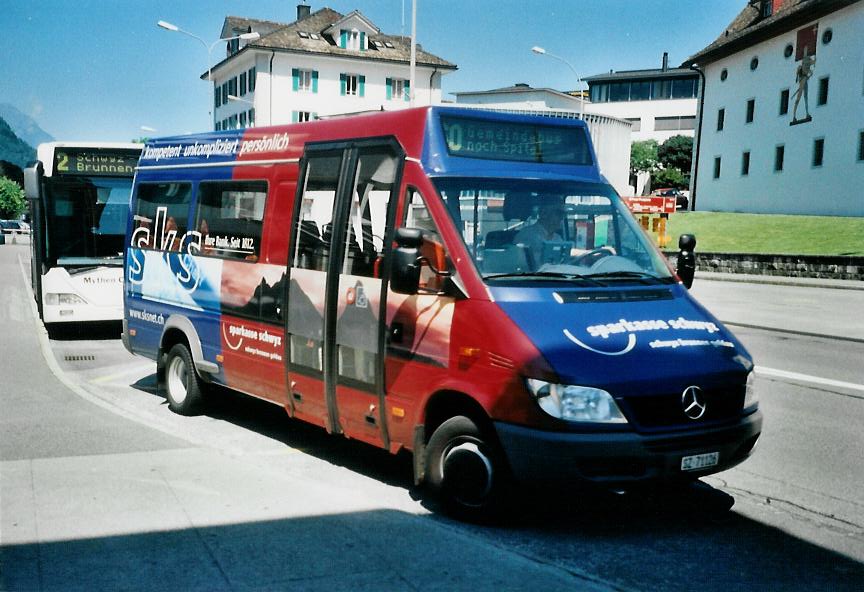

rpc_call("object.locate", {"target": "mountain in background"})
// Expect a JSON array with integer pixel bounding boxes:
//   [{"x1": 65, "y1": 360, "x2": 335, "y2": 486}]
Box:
[
  {"x1": 0, "y1": 116, "x2": 37, "y2": 169},
  {"x1": 0, "y1": 103, "x2": 53, "y2": 148}
]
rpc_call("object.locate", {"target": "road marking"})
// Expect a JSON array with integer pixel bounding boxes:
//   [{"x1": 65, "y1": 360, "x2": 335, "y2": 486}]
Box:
[
  {"x1": 756, "y1": 366, "x2": 864, "y2": 393},
  {"x1": 90, "y1": 364, "x2": 155, "y2": 384}
]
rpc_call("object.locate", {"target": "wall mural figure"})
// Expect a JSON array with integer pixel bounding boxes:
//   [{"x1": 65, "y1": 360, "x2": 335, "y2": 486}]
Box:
[
  {"x1": 791, "y1": 53, "x2": 815, "y2": 123},
  {"x1": 791, "y1": 23, "x2": 818, "y2": 125}
]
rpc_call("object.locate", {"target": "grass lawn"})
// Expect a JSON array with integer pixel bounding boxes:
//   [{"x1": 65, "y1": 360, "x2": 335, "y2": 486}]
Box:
[{"x1": 662, "y1": 211, "x2": 864, "y2": 256}]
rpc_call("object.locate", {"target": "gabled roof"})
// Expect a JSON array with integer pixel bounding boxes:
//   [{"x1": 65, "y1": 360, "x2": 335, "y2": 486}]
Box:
[
  {"x1": 209, "y1": 7, "x2": 456, "y2": 78},
  {"x1": 683, "y1": 0, "x2": 861, "y2": 66},
  {"x1": 453, "y1": 83, "x2": 577, "y2": 100},
  {"x1": 322, "y1": 10, "x2": 380, "y2": 37}
]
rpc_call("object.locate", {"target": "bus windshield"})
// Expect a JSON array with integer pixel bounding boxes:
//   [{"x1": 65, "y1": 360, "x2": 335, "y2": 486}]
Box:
[
  {"x1": 43, "y1": 175, "x2": 131, "y2": 266},
  {"x1": 432, "y1": 178, "x2": 674, "y2": 283}
]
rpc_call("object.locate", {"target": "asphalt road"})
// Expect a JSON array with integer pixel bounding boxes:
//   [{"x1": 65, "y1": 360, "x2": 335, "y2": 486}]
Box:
[{"x1": 2, "y1": 241, "x2": 863, "y2": 591}]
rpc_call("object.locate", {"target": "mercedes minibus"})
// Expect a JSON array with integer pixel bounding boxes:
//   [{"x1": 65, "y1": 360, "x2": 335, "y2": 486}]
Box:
[{"x1": 124, "y1": 107, "x2": 761, "y2": 518}]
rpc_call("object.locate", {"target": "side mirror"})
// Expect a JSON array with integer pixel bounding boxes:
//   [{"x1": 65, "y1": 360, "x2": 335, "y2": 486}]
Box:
[
  {"x1": 677, "y1": 233, "x2": 697, "y2": 289},
  {"x1": 24, "y1": 163, "x2": 43, "y2": 201},
  {"x1": 390, "y1": 227, "x2": 422, "y2": 294}
]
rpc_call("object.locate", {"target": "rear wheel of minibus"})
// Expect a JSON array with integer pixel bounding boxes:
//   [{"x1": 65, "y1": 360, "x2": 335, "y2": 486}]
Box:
[
  {"x1": 425, "y1": 415, "x2": 511, "y2": 521},
  {"x1": 164, "y1": 343, "x2": 206, "y2": 415}
]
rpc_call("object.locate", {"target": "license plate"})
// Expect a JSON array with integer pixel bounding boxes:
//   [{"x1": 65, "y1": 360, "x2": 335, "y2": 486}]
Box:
[{"x1": 680, "y1": 452, "x2": 719, "y2": 471}]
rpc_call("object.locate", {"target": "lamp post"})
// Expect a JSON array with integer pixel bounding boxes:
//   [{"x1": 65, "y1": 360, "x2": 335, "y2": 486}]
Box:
[
  {"x1": 157, "y1": 20, "x2": 260, "y2": 130},
  {"x1": 531, "y1": 46, "x2": 584, "y2": 120}
]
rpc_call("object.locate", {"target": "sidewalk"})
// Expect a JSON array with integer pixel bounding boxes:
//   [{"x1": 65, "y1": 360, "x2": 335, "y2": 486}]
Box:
[{"x1": 690, "y1": 272, "x2": 864, "y2": 342}]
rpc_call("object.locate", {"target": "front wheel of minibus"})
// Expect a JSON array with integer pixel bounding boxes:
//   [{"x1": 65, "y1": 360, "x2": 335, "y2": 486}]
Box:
[
  {"x1": 425, "y1": 415, "x2": 511, "y2": 521},
  {"x1": 164, "y1": 343, "x2": 205, "y2": 416}
]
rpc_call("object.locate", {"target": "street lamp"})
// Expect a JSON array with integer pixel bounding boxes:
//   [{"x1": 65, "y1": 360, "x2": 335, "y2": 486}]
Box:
[
  {"x1": 227, "y1": 94, "x2": 253, "y2": 105},
  {"x1": 531, "y1": 46, "x2": 584, "y2": 120},
  {"x1": 157, "y1": 20, "x2": 260, "y2": 129}
]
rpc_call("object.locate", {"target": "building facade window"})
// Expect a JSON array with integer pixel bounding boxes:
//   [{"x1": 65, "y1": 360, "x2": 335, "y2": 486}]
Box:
[
  {"x1": 240, "y1": 72, "x2": 247, "y2": 96},
  {"x1": 248, "y1": 109, "x2": 255, "y2": 127},
  {"x1": 858, "y1": 130, "x2": 864, "y2": 162},
  {"x1": 818, "y1": 77, "x2": 829, "y2": 106},
  {"x1": 587, "y1": 75, "x2": 698, "y2": 103},
  {"x1": 742, "y1": 151, "x2": 751, "y2": 176},
  {"x1": 779, "y1": 89, "x2": 790, "y2": 115},
  {"x1": 292, "y1": 111, "x2": 313, "y2": 123},
  {"x1": 293, "y1": 68, "x2": 318, "y2": 93},
  {"x1": 812, "y1": 138, "x2": 825, "y2": 167},
  {"x1": 239, "y1": 112, "x2": 247, "y2": 128},
  {"x1": 386, "y1": 77, "x2": 410, "y2": 101},
  {"x1": 746, "y1": 99, "x2": 755, "y2": 123},
  {"x1": 713, "y1": 156, "x2": 721, "y2": 179},
  {"x1": 626, "y1": 118, "x2": 641, "y2": 132},
  {"x1": 654, "y1": 115, "x2": 696, "y2": 131},
  {"x1": 775, "y1": 145, "x2": 785, "y2": 172},
  {"x1": 248, "y1": 67, "x2": 256, "y2": 92},
  {"x1": 340, "y1": 73, "x2": 365, "y2": 97},
  {"x1": 717, "y1": 108, "x2": 725, "y2": 131}
]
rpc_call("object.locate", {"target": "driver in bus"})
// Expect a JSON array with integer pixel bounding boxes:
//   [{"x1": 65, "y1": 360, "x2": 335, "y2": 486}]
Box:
[{"x1": 513, "y1": 198, "x2": 565, "y2": 267}]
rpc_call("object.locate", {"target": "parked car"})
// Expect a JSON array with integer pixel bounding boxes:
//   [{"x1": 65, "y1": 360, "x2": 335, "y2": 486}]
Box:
[
  {"x1": 652, "y1": 188, "x2": 689, "y2": 211},
  {"x1": 0, "y1": 220, "x2": 28, "y2": 235}
]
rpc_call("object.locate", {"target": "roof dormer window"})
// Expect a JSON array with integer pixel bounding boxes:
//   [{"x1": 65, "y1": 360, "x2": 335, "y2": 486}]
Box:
[{"x1": 340, "y1": 28, "x2": 365, "y2": 51}]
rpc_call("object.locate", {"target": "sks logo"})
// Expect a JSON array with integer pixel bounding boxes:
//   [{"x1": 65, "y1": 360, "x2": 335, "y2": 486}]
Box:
[{"x1": 128, "y1": 206, "x2": 203, "y2": 293}]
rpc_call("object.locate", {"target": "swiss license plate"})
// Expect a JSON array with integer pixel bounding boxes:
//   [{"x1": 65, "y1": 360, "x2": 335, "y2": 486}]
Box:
[{"x1": 680, "y1": 452, "x2": 719, "y2": 471}]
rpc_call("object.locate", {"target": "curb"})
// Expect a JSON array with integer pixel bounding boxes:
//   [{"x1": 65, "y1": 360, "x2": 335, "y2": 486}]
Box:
[{"x1": 695, "y1": 271, "x2": 864, "y2": 291}]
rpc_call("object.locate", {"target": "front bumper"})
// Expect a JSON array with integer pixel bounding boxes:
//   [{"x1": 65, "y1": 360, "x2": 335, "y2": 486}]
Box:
[{"x1": 494, "y1": 410, "x2": 762, "y2": 486}]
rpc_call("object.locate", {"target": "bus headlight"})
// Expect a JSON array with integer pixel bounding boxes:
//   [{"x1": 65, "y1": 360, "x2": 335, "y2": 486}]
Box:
[
  {"x1": 45, "y1": 293, "x2": 87, "y2": 305},
  {"x1": 743, "y1": 371, "x2": 758, "y2": 411},
  {"x1": 526, "y1": 379, "x2": 627, "y2": 423}
]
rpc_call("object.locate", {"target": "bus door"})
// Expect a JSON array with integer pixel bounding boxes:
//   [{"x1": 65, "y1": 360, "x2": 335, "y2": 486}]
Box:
[{"x1": 286, "y1": 140, "x2": 403, "y2": 447}]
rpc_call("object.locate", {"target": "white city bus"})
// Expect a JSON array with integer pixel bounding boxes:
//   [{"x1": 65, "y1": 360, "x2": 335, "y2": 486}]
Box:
[{"x1": 24, "y1": 142, "x2": 141, "y2": 325}]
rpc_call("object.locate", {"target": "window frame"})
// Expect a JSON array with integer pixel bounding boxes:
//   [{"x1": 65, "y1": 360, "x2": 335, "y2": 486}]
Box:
[{"x1": 194, "y1": 179, "x2": 269, "y2": 262}]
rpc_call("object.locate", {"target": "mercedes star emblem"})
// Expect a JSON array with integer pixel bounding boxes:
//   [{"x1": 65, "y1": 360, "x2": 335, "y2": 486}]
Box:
[{"x1": 681, "y1": 386, "x2": 707, "y2": 420}]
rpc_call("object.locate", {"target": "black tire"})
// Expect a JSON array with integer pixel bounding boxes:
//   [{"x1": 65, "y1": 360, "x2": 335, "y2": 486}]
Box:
[
  {"x1": 164, "y1": 343, "x2": 205, "y2": 415},
  {"x1": 425, "y1": 415, "x2": 510, "y2": 521}
]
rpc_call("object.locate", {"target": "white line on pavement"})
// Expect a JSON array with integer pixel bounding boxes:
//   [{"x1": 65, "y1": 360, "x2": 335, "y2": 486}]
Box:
[{"x1": 756, "y1": 366, "x2": 864, "y2": 393}]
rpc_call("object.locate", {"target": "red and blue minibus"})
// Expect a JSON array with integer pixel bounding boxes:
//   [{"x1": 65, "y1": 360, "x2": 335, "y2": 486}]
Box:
[{"x1": 124, "y1": 107, "x2": 761, "y2": 517}]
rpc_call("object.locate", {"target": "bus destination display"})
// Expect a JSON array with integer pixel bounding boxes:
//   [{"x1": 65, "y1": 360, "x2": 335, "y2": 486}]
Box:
[
  {"x1": 440, "y1": 115, "x2": 592, "y2": 165},
  {"x1": 54, "y1": 149, "x2": 138, "y2": 176}
]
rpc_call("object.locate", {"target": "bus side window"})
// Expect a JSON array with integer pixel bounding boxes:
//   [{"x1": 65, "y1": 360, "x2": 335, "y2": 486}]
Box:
[
  {"x1": 196, "y1": 180, "x2": 268, "y2": 261},
  {"x1": 133, "y1": 183, "x2": 192, "y2": 251},
  {"x1": 403, "y1": 187, "x2": 449, "y2": 292},
  {"x1": 342, "y1": 149, "x2": 399, "y2": 278},
  {"x1": 292, "y1": 153, "x2": 341, "y2": 272}
]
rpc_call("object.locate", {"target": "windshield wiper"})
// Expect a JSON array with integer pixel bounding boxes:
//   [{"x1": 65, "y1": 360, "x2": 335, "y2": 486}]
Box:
[
  {"x1": 484, "y1": 271, "x2": 602, "y2": 284},
  {"x1": 583, "y1": 270, "x2": 666, "y2": 282}
]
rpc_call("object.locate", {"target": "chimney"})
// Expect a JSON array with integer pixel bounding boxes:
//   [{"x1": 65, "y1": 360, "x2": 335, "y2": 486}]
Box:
[
  {"x1": 297, "y1": 3, "x2": 311, "y2": 21},
  {"x1": 662, "y1": 52, "x2": 669, "y2": 72}
]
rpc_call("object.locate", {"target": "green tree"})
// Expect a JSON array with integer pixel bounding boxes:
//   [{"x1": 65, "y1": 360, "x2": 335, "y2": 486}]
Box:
[
  {"x1": 652, "y1": 166, "x2": 686, "y2": 188},
  {"x1": 0, "y1": 176, "x2": 26, "y2": 219},
  {"x1": 630, "y1": 139, "x2": 659, "y2": 178},
  {"x1": 657, "y1": 135, "x2": 693, "y2": 176}
]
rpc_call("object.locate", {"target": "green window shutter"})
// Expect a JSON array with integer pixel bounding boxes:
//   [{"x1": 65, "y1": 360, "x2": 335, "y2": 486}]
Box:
[
  {"x1": 386, "y1": 78, "x2": 392, "y2": 100},
  {"x1": 404, "y1": 80, "x2": 411, "y2": 102},
  {"x1": 340, "y1": 73, "x2": 347, "y2": 95},
  {"x1": 340, "y1": 30, "x2": 347, "y2": 49},
  {"x1": 312, "y1": 70, "x2": 318, "y2": 93},
  {"x1": 312, "y1": 112, "x2": 318, "y2": 120},
  {"x1": 359, "y1": 75, "x2": 365, "y2": 97},
  {"x1": 291, "y1": 111, "x2": 299, "y2": 123},
  {"x1": 360, "y1": 32, "x2": 366, "y2": 51},
  {"x1": 292, "y1": 69, "x2": 299, "y2": 91}
]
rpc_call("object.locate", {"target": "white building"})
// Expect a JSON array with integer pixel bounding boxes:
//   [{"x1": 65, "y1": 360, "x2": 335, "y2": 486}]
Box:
[
  {"x1": 452, "y1": 85, "x2": 633, "y2": 195},
  {"x1": 208, "y1": 5, "x2": 456, "y2": 130},
  {"x1": 684, "y1": 0, "x2": 864, "y2": 216},
  {"x1": 582, "y1": 54, "x2": 700, "y2": 144}
]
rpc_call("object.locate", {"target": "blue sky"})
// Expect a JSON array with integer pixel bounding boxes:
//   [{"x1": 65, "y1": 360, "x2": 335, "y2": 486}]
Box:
[{"x1": 2, "y1": 0, "x2": 742, "y2": 142}]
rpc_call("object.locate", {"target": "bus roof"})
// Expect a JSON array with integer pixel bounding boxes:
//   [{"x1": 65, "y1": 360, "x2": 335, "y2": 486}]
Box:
[{"x1": 137, "y1": 107, "x2": 601, "y2": 183}]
